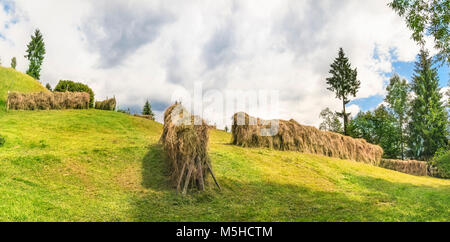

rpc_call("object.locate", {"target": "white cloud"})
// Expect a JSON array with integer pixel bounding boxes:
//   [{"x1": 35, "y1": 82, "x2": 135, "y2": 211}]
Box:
[{"x1": 0, "y1": 0, "x2": 426, "y2": 126}]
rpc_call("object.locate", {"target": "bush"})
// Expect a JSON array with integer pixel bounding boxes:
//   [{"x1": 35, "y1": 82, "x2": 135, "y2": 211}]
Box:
[
  {"x1": 54, "y1": 80, "x2": 95, "y2": 108},
  {"x1": 117, "y1": 108, "x2": 131, "y2": 114},
  {"x1": 0, "y1": 135, "x2": 5, "y2": 147},
  {"x1": 429, "y1": 149, "x2": 450, "y2": 179}
]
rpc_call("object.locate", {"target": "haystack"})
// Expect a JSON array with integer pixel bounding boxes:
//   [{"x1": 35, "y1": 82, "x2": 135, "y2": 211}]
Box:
[
  {"x1": 95, "y1": 97, "x2": 116, "y2": 111},
  {"x1": 7, "y1": 91, "x2": 90, "y2": 110},
  {"x1": 160, "y1": 103, "x2": 220, "y2": 194},
  {"x1": 133, "y1": 114, "x2": 154, "y2": 120},
  {"x1": 232, "y1": 112, "x2": 383, "y2": 165},
  {"x1": 379, "y1": 159, "x2": 428, "y2": 176}
]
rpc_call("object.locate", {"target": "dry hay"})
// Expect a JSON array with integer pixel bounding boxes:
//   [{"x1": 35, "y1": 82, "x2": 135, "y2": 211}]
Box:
[
  {"x1": 95, "y1": 97, "x2": 116, "y2": 111},
  {"x1": 379, "y1": 159, "x2": 428, "y2": 176},
  {"x1": 232, "y1": 112, "x2": 383, "y2": 165},
  {"x1": 7, "y1": 91, "x2": 90, "y2": 110},
  {"x1": 160, "y1": 103, "x2": 220, "y2": 194},
  {"x1": 133, "y1": 114, "x2": 154, "y2": 120}
]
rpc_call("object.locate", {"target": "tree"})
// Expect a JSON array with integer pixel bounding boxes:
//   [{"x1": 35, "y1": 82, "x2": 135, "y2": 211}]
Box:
[
  {"x1": 348, "y1": 105, "x2": 401, "y2": 158},
  {"x1": 25, "y1": 29, "x2": 46, "y2": 80},
  {"x1": 11, "y1": 57, "x2": 16, "y2": 69},
  {"x1": 142, "y1": 100, "x2": 155, "y2": 119},
  {"x1": 45, "y1": 83, "x2": 52, "y2": 91},
  {"x1": 326, "y1": 48, "x2": 361, "y2": 135},
  {"x1": 446, "y1": 80, "x2": 450, "y2": 107},
  {"x1": 389, "y1": 0, "x2": 449, "y2": 64},
  {"x1": 385, "y1": 74, "x2": 410, "y2": 159},
  {"x1": 408, "y1": 50, "x2": 448, "y2": 160},
  {"x1": 54, "y1": 80, "x2": 95, "y2": 108},
  {"x1": 319, "y1": 107, "x2": 343, "y2": 133}
]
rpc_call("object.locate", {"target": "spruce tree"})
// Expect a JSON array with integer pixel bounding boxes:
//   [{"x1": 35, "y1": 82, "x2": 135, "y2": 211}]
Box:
[
  {"x1": 385, "y1": 74, "x2": 409, "y2": 159},
  {"x1": 408, "y1": 50, "x2": 448, "y2": 160},
  {"x1": 326, "y1": 48, "x2": 360, "y2": 135},
  {"x1": 11, "y1": 57, "x2": 16, "y2": 69},
  {"x1": 142, "y1": 100, "x2": 155, "y2": 119},
  {"x1": 45, "y1": 83, "x2": 52, "y2": 91},
  {"x1": 25, "y1": 29, "x2": 46, "y2": 80}
]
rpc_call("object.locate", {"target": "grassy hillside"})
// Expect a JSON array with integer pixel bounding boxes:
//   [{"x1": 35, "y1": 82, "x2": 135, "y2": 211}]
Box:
[
  {"x1": 0, "y1": 109, "x2": 449, "y2": 221},
  {"x1": 0, "y1": 67, "x2": 48, "y2": 111}
]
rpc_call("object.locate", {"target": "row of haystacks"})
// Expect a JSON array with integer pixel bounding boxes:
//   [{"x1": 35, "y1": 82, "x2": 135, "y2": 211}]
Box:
[
  {"x1": 133, "y1": 114, "x2": 154, "y2": 120},
  {"x1": 379, "y1": 159, "x2": 428, "y2": 176},
  {"x1": 232, "y1": 112, "x2": 383, "y2": 165},
  {"x1": 160, "y1": 103, "x2": 220, "y2": 194},
  {"x1": 95, "y1": 97, "x2": 116, "y2": 111},
  {"x1": 7, "y1": 91, "x2": 90, "y2": 110}
]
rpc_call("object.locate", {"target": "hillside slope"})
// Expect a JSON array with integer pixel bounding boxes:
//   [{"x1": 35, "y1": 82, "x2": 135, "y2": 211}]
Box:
[
  {"x1": 0, "y1": 109, "x2": 448, "y2": 221},
  {"x1": 0, "y1": 67, "x2": 48, "y2": 111}
]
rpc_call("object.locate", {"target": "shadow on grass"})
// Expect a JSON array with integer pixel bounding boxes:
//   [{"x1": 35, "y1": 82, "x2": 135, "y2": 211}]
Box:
[
  {"x1": 140, "y1": 144, "x2": 171, "y2": 191},
  {"x1": 131, "y1": 145, "x2": 449, "y2": 222}
]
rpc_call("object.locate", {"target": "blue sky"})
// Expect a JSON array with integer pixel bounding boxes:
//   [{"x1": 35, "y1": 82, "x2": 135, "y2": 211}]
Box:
[{"x1": 351, "y1": 60, "x2": 449, "y2": 112}]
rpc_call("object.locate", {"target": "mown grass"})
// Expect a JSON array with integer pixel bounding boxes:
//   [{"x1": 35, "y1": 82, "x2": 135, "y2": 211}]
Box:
[{"x1": 0, "y1": 109, "x2": 449, "y2": 221}]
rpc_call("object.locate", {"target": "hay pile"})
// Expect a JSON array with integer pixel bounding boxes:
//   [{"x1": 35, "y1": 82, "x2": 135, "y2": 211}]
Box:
[
  {"x1": 95, "y1": 97, "x2": 116, "y2": 111},
  {"x1": 133, "y1": 114, "x2": 154, "y2": 120},
  {"x1": 7, "y1": 91, "x2": 90, "y2": 110},
  {"x1": 379, "y1": 159, "x2": 428, "y2": 176},
  {"x1": 232, "y1": 112, "x2": 383, "y2": 164},
  {"x1": 160, "y1": 103, "x2": 220, "y2": 194}
]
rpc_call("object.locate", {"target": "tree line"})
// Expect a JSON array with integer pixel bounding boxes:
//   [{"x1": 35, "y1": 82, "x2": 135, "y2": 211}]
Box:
[
  {"x1": 321, "y1": 49, "x2": 448, "y2": 161},
  {"x1": 320, "y1": 0, "x2": 449, "y2": 161}
]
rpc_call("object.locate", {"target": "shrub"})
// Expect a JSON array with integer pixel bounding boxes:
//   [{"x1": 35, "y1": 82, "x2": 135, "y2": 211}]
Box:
[
  {"x1": 117, "y1": 108, "x2": 131, "y2": 114},
  {"x1": 54, "y1": 80, "x2": 95, "y2": 108},
  {"x1": 0, "y1": 135, "x2": 5, "y2": 147},
  {"x1": 429, "y1": 149, "x2": 450, "y2": 179}
]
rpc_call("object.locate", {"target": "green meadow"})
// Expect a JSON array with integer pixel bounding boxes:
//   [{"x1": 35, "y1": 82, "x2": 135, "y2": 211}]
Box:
[{"x1": 0, "y1": 67, "x2": 449, "y2": 221}]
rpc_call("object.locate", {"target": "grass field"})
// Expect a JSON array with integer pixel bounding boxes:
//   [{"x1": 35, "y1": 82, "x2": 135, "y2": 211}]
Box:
[
  {"x1": 0, "y1": 109, "x2": 449, "y2": 221},
  {"x1": 0, "y1": 67, "x2": 449, "y2": 221}
]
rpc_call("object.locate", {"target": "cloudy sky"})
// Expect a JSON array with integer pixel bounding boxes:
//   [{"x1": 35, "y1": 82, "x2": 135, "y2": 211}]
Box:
[{"x1": 0, "y1": 0, "x2": 448, "y2": 127}]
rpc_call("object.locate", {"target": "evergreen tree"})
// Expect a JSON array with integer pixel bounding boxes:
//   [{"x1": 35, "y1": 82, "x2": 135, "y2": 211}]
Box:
[
  {"x1": 11, "y1": 57, "x2": 16, "y2": 69},
  {"x1": 408, "y1": 50, "x2": 448, "y2": 160},
  {"x1": 385, "y1": 74, "x2": 409, "y2": 159},
  {"x1": 142, "y1": 100, "x2": 155, "y2": 119},
  {"x1": 25, "y1": 29, "x2": 46, "y2": 80},
  {"x1": 326, "y1": 48, "x2": 360, "y2": 135},
  {"x1": 45, "y1": 83, "x2": 52, "y2": 91},
  {"x1": 319, "y1": 107, "x2": 343, "y2": 133}
]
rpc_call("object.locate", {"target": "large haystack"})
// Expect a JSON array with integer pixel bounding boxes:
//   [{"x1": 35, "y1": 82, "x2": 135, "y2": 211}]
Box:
[
  {"x1": 7, "y1": 91, "x2": 89, "y2": 110},
  {"x1": 160, "y1": 103, "x2": 220, "y2": 194},
  {"x1": 379, "y1": 159, "x2": 428, "y2": 176},
  {"x1": 232, "y1": 112, "x2": 383, "y2": 164},
  {"x1": 95, "y1": 97, "x2": 116, "y2": 111}
]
